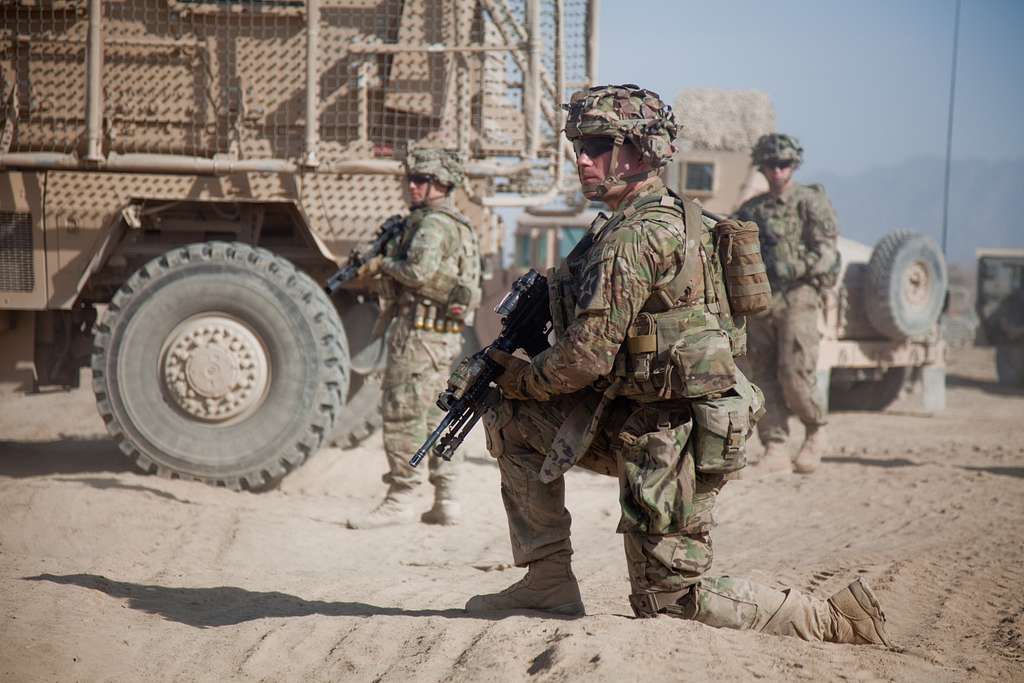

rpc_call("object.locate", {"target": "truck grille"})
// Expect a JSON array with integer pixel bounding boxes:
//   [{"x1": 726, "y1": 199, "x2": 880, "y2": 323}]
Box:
[{"x1": 0, "y1": 212, "x2": 34, "y2": 292}]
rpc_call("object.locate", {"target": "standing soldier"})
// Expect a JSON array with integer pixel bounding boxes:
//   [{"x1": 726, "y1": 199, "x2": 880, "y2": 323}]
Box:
[
  {"x1": 466, "y1": 85, "x2": 891, "y2": 647},
  {"x1": 737, "y1": 134, "x2": 840, "y2": 475},
  {"x1": 347, "y1": 148, "x2": 481, "y2": 528}
]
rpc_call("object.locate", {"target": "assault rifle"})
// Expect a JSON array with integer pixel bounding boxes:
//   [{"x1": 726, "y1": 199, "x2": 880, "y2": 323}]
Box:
[
  {"x1": 410, "y1": 269, "x2": 551, "y2": 467},
  {"x1": 325, "y1": 214, "x2": 406, "y2": 295}
]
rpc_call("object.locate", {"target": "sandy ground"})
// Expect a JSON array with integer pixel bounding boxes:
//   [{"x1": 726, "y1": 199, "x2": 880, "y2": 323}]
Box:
[{"x1": 1, "y1": 346, "x2": 1023, "y2": 682}]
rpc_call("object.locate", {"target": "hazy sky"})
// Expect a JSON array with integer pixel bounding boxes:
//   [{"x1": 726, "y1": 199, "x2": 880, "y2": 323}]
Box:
[{"x1": 598, "y1": 0, "x2": 1024, "y2": 178}]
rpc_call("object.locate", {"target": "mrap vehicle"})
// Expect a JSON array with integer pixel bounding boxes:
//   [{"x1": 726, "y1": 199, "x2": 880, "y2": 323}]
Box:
[{"x1": 0, "y1": 0, "x2": 597, "y2": 489}]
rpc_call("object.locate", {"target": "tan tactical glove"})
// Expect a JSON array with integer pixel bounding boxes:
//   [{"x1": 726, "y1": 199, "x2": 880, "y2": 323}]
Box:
[
  {"x1": 359, "y1": 256, "x2": 386, "y2": 278},
  {"x1": 488, "y1": 348, "x2": 535, "y2": 400}
]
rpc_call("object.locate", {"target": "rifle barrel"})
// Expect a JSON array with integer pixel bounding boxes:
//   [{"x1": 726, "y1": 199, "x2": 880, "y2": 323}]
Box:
[{"x1": 410, "y1": 410, "x2": 457, "y2": 467}]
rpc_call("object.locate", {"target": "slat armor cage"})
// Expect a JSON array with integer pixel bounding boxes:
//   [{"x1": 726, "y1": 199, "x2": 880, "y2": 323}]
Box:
[{"x1": 0, "y1": 0, "x2": 594, "y2": 193}]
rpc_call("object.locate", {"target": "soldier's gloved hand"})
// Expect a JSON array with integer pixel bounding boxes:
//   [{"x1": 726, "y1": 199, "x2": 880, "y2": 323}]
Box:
[
  {"x1": 359, "y1": 256, "x2": 386, "y2": 278},
  {"x1": 488, "y1": 348, "x2": 534, "y2": 400}
]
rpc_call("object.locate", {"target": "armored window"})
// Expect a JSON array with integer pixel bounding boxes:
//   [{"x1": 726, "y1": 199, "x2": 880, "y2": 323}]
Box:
[{"x1": 684, "y1": 162, "x2": 715, "y2": 194}]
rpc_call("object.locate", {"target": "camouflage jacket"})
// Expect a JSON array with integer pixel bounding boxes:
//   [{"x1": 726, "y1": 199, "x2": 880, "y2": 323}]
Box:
[
  {"x1": 505, "y1": 178, "x2": 709, "y2": 401},
  {"x1": 381, "y1": 200, "x2": 481, "y2": 314},
  {"x1": 736, "y1": 183, "x2": 839, "y2": 291}
]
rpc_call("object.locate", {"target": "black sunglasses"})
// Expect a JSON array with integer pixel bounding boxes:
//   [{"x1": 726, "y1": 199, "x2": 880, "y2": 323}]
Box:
[
  {"x1": 573, "y1": 137, "x2": 615, "y2": 159},
  {"x1": 762, "y1": 160, "x2": 794, "y2": 170},
  {"x1": 407, "y1": 173, "x2": 435, "y2": 184}
]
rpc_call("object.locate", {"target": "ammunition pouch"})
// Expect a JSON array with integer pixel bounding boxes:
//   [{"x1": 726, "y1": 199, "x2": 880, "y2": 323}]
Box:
[
  {"x1": 614, "y1": 306, "x2": 737, "y2": 401},
  {"x1": 397, "y1": 297, "x2": 465, "y2": 334},
  {"x1": 690, "y1": 372, "x2": 764, "y2": 473}
]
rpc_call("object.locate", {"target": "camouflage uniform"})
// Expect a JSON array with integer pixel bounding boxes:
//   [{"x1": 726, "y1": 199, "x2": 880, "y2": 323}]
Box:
[
  {"x1": 470, "y1": 87, "x2": 891, "y2": 647},
  {"x1": 349, "y1": 149, "x2": 481, "y2": 528},
  {"x1": 736, "y1": 134, "x2": 839, "y2": 461}
]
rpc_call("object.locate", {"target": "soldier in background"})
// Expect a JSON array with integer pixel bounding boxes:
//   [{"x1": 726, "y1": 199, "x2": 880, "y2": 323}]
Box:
[
  {"x1": 347, "y1": 149, "x2": 481, "y2": 528},
  {"x1": 737, "y1": 134, "x2": 840, "y2": 475},
  {"x1": 466, "y1": 85, "x2": 891, "y2": 647}
]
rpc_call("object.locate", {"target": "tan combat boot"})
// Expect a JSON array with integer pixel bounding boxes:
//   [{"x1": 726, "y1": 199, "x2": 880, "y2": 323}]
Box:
[
  {"x1": 826, "y1": 577, "x2": 894, "y2": 647},
  {"x1": 345, "y1": 487, "x2": 417, "y2": 529},
  {"x1": 743, "y1": 442, "x2": 792, "y2": 477},
  {"x1": 793, "y1": 424, "x2": 828, "y2": 475},
  {"x1": 421, "y1": 482, "x2": 461, "y2": 526},
  {"x1": 465, "y1": 552, "x2": 585, "y2": 616}
]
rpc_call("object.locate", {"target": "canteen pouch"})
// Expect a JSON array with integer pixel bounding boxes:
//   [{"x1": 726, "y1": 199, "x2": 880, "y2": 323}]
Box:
[{"x1": 715, "y1": 219, "x2": 771, "y2": 315}]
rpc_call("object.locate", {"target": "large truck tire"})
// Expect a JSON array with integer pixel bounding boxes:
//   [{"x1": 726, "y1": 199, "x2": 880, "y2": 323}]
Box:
[
  {"x1": 864, "y1": 230, "x2": 947, "y2": 340},
  {"x1": 91, "y1": 242, "x2": 349, "y2": 490},
  {"x1": 995, "y1": 345, "x2": 1024, "y2": 387}
]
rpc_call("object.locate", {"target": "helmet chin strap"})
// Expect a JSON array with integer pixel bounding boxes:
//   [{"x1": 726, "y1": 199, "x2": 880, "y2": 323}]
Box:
[{"x1": 582, "y1": 134, "x2": 654, "y2": 199}]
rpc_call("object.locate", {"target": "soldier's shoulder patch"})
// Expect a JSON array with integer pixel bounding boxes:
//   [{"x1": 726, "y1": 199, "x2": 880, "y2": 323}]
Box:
[
  {"x1": 805, "y1": 182, "x2": 826, "y2": 194},
  {"x1": 575, "y1": 245, "x2": 616, "y2": 312}
]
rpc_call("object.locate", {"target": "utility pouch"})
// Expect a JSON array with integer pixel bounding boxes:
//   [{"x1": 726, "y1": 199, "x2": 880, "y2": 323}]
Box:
[
  {"x1": 667, "y1": 329, "x2": 737, "y2": 398},
  {"x1": 692, "y1": 394, "x2": 748, "y2": 473},
  {"x1": 690, "y1": 373, "x2": 765, "y2": 473}
]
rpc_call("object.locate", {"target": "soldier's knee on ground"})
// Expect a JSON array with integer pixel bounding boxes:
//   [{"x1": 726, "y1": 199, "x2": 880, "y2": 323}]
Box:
[{"x1": 624, "y1": 532, "x2": 712, "y2": 598}]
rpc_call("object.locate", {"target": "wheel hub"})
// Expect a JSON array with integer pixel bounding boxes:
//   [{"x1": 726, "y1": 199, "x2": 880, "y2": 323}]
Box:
[
  {"x1": 902, "y1": 261, "x2": 931, "y2": 309},
  {"x1": 161, "y1": 315, "x2": 270, "y2": 423}
]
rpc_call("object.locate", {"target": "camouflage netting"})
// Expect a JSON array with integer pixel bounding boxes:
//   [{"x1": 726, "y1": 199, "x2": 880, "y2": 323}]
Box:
[{"x1": 673, "y1": 89, "x2": 776, "y2": 152}]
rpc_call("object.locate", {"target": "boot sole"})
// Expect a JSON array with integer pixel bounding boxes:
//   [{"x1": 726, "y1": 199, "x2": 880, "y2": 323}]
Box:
[
  {"x1": 465, "y1": 602, "x2": 586, "y2": 618},
  {"x1": 848, "y1": 579, "x2": 894, "y2": 649}
]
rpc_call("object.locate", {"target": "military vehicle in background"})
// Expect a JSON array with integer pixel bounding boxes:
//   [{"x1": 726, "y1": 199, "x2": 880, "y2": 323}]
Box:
[
  {"x1": 975, "y1": 248, "x2": 1024, "y2": 387},
  {"x1": 510, "y1": 89, "x2": 948, "y2": 413},
  {"x1": 0, "y1": 0, "x2": 597, "y2": 489}
]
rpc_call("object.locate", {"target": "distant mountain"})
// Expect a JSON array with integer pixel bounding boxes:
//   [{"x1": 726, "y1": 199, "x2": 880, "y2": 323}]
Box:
[{"x1": 811, "y1": 157, "x2": 1024, "y2": 267}]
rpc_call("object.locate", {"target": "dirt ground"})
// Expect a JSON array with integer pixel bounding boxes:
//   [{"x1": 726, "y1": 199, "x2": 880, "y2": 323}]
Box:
[{"x1": 1, "y1": 346, "x2": 1023, "y2": 682}]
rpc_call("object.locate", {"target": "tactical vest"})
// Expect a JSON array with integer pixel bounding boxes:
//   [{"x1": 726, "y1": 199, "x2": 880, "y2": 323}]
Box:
[
  {"x1": 750, "y1": 184, "x2": 840, "y2": 290},
  {"x1": 549, "y1": 191, "x2": 744, "y2": 403},
  {"x1": 389, "y1": 205, "x2": 482, "y2": 324}
]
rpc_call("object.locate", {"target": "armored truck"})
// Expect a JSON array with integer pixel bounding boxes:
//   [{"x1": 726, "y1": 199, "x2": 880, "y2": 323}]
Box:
[
  {"x1": 975, "y1": 248, "x2": 1024, "y2": 387},
  {"x1": 0, "y1": 0, "x2": 596, "y2": 489}
]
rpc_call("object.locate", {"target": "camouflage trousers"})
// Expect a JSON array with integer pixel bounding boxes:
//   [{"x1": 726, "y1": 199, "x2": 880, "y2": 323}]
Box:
[
  {"x1": 381, "y1": 318, "x2": 463, "y2": 491},
  {"x1": 743, "y1": 283, "x2": 827, "y2": 444},
  {"x1": 482, "y1": 392, "x2": 833, "y2": 635}
]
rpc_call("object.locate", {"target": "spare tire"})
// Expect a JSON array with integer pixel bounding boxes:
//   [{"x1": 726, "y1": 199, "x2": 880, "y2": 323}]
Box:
[{"x1": 864, "y1": 230, "x2": 947, "y2": 340}]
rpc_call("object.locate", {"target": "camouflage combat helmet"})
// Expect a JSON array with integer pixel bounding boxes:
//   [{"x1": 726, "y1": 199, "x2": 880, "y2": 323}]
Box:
[
  {"x1": 751, "y1": 133, "x2": 804, "y2": 166},
  {"x1": 404, "y1": 147, "x2": 465, "y2": 188},
  {"x1": 562, "y1": 84, "x2": 678, "y2": 196}
]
